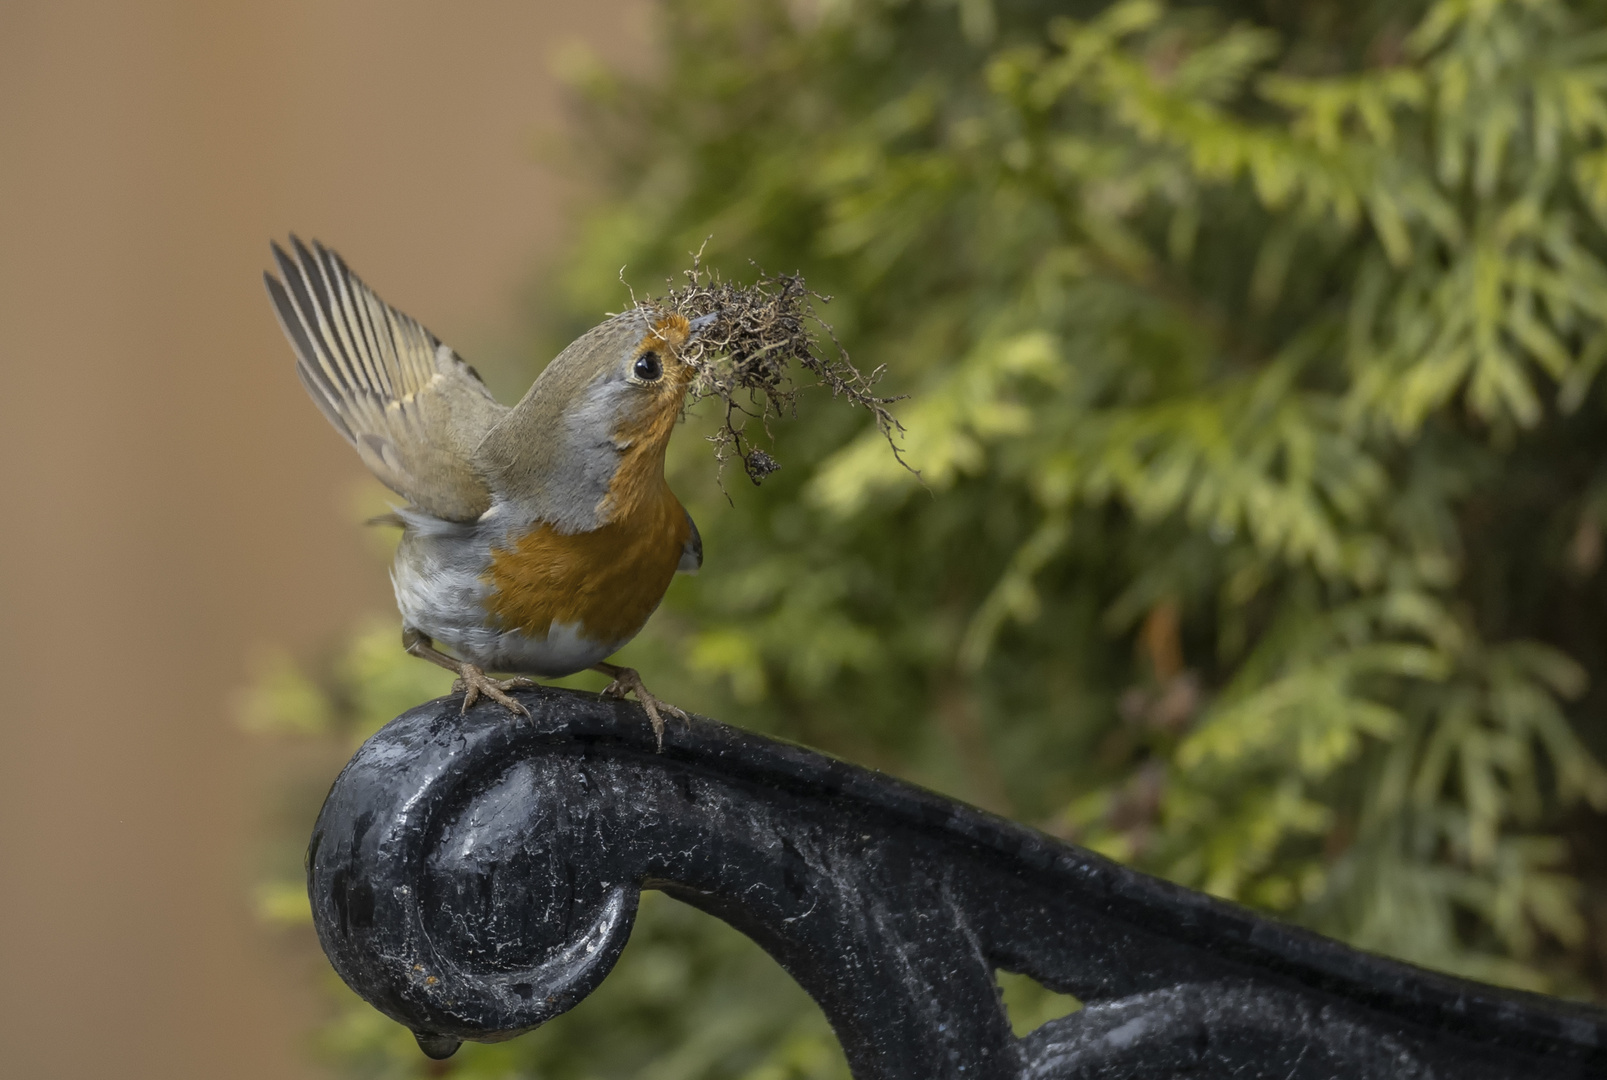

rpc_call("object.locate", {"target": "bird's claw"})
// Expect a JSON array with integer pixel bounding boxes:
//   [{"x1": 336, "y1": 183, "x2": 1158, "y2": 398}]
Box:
[
  {"x1": 452, "y1": 665, "x2": 533, "y2": 717},
  {"x1": 598, "y1": 665, "x2": 687, "y2": 751}
]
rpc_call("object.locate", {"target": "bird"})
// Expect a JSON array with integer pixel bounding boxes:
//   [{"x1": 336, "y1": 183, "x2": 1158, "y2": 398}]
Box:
[{"x1": 264, "y1": 236, "x2": 702, "y2": 745}]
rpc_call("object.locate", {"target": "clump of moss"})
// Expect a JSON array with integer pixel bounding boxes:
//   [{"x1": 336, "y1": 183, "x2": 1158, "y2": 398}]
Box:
[{"x1": 645, "y1": 259, "x2": 906, "y2": 485}]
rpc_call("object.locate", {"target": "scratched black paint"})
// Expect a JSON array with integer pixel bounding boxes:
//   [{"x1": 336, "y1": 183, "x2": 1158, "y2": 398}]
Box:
[{"x1": 307, "y1": 688, "x2": 1607, "y2": 1079}]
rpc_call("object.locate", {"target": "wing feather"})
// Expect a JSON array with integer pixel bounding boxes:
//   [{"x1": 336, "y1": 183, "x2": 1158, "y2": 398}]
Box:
[{"x1": 265, "y1": 237, "x2": 508, "y2": 521}]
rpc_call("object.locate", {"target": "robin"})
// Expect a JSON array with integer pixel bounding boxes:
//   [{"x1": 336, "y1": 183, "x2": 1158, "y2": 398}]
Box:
[{"x1": 264, "y1": 236, "x2": 702, "y2": 743}]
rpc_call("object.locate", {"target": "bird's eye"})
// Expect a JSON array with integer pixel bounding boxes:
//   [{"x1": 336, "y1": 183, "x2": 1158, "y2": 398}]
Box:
[{"x1": 633, "y1": 351, "x2": 663, "y2": 382}]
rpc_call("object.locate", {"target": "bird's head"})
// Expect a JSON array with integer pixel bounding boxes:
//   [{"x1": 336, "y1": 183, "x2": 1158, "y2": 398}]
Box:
[
  {"x1": 489, "y1": 307, "x2": 713, "y2": 530},
  {"x1": 544, "y1": 308, "x2": 701, "y2": 455}
]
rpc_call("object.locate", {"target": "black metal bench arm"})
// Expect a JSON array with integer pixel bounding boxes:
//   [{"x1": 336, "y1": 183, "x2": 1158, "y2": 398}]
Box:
[{"x1": 307, "y1": 689, "x2": 1607, "y2": 1079}]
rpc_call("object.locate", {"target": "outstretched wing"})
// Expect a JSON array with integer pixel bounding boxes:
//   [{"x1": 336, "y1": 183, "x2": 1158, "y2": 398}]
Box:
[{"x1": 265, "y1": 237, "x2": 508, "y2": 521}]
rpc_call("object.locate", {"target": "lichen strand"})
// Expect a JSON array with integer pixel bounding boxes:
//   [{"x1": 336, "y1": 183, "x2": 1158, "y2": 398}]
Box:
[{"x1": 642, "y1": 262, "x2": 906, "y2": 486}]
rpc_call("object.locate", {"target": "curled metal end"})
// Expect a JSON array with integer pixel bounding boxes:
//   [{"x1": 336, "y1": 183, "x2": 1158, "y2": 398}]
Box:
[{"x1": 413, "y1": 1032, "x2": 462, "y2": 1060}]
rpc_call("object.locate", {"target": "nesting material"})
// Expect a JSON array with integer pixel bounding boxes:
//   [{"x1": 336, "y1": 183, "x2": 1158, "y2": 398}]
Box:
[{"x1": 641, "y1": 261, "x2": 906, "y2": 485}]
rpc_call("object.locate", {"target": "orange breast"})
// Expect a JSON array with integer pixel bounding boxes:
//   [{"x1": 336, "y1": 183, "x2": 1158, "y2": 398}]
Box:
[{"x1": 483, "y1": 483, "x2": 689, "y2": 647}]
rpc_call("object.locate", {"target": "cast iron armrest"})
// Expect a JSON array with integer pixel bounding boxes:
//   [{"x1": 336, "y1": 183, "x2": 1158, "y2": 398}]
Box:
[{"x1": 307, "y1": 689, "x2": 1607, "y2": 1079}]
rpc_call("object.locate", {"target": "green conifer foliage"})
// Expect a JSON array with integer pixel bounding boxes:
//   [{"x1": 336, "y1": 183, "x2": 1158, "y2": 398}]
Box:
[{"x1": 247, "y1": 1, "x2": 1607, "y2": 1075}]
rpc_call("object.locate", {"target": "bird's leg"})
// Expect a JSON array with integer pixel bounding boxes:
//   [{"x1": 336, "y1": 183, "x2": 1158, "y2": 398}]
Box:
[
  {"x1": 591, "y1": 661, "x2": 688, "y2": 751},
  {"x1": 402, "y1": 628, "x2": 532, "y2": 718}
]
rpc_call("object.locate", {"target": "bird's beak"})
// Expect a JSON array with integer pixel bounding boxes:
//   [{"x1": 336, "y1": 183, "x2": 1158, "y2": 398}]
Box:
[{"x1": 688, "y1": 312, "x2": 719, "y2": 338}]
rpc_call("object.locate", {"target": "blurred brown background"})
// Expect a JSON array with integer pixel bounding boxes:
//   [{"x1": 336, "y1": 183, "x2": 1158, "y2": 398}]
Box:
[{"x1": 0, "y1": 3, "x2": 640, "y2": 1076}]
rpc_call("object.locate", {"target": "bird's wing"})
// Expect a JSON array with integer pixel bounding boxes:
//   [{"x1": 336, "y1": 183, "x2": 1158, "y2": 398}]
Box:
[
  {"x1": 265, "y1": 237, "x2": 508, "y2": 521},
  {"x1": 678, "y1": 508, "x2": 703, "y2": 573}
]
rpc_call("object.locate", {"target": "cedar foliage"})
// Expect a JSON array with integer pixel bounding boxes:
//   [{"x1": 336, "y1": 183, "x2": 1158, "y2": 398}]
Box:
[{"x1": 246, "y1": 1, "x2": 1607, "y2": 1075}]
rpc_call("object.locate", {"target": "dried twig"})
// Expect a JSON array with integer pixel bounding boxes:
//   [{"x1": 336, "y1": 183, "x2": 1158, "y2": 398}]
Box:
[{"x1": 639, "y1": 252, "x2": 908, "y2": 486}]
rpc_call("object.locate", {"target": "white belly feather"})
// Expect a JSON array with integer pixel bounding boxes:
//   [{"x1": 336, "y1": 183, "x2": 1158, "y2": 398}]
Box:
[{"x1": 389, "y1": 508, "x2": 618, "y2": 677}]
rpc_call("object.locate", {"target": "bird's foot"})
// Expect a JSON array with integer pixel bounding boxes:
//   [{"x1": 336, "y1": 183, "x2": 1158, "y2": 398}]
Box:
[
  {"x1": 402, "y1": 628, "x2": 533, "y2": 718},
  {"x1": 594, "y1": 663, "x2": 687, "y2": 751},
  {"x1": 451, "y1": 665, "x2": 534, "y2": 717}
]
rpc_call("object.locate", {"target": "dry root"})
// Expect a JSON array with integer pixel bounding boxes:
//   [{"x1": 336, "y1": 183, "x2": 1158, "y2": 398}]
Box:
[{"x1": 637, "y1": 252, "x2": 908, "y2": 486}]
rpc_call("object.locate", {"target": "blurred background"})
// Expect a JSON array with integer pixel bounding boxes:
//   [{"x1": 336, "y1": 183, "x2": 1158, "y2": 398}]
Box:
[
  {"x1": 8, "y1": 1, "x2": 1607, "y2": 1078},
  {"x1": 0, "y1": 3, "x2": 645, "y2": 1078}
]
